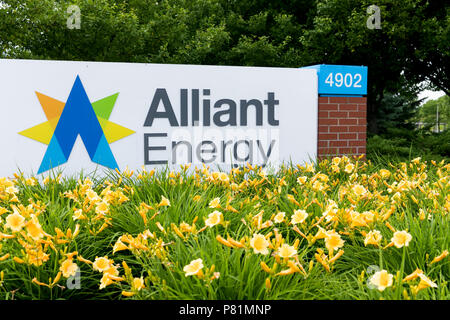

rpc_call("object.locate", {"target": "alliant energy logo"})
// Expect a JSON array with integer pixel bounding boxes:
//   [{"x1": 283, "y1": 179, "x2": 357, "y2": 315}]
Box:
[
  {"x1": 142, "y1": 88, "x2": 280, "y2": 167},
  {"x1": 18, "y1": 76, "x2": 135, "y2": 173},
  {"x1": 19, "y1": 80, "x2": 281, "y2": 173},
  {"x1": 0, "y1": 60, "x2": 318, "y2": 177}
]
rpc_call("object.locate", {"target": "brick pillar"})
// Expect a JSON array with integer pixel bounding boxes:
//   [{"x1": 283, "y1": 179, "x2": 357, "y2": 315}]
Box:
[{"x1": 317, "y1": 96, "x2": 367, "y2": 158}]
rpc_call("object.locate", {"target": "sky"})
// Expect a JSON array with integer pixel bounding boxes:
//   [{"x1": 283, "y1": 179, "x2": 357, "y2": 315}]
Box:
[{"x1": 418, "y1": 89, "x2": 446, "y2": 105}]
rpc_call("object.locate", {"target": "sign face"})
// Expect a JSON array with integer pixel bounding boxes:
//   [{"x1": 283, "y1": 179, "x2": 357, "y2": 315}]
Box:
[
  {"x1": 302, "y1": 64, "x2": 367, "y2": 96},
  {"x1": 0, "y1": 59, "x2": 318, "y2": 176}
]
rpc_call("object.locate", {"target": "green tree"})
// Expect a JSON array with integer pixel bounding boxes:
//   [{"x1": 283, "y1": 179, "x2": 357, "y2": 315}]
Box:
[
  {"x1": 417, "y1": 95, "x2": 450, "y2": 132},
  {"x1": 1, "y1": 0, "x2": 448, "y2": 136},
  {"x1": 375, "y1": 91, "x2": 421, "y2": 134},
  {"x1": 0, "y1": 0, "x2": 148, "y2": 61},
  {"x1": 299, "y1": 0, "x2": 449, "y2": 133}
]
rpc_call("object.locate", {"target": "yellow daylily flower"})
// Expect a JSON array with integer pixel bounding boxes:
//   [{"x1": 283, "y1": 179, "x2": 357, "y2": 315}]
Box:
[
  {"x1": 250, "y1": 234, "x2": 270, "y2": 255},
  {"x1": 391, "y1": 230, "x2": 412, "y2": 248},
  {"x1": 5, "y1": 211, "x2": 26, "y2": 232},
  {"x1": 205, "y1": 211, "x2": 223, "y2": 228},
  {"x1": 60, "y1": 259, "x2": 78, "y2": 278},
  {"x1": 291, "y1": 209, "x2": 308, "y2": 225},
  {"x1": 183, "y1": 258, "x2": 204, "y2": 277},
  {"x1": 277, "y1": 244, "x2": 297, "y2": 259},
  {"x1": 369, "y1": 270, "x2": 393, "y2": 291}
]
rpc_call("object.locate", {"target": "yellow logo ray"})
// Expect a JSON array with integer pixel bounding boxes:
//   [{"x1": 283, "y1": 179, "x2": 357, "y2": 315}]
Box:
[
  {"x1": 21, "y1": 93, "x2": 134, "y2": 146},
  {"x1": 98, "y1": 117, "x2": 136, "y2": 143},
  {"x1": 18, "y1": 121, "x2": 54, "y2": 145}
]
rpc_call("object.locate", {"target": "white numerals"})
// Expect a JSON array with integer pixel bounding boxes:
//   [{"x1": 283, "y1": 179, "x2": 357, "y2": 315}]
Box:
[{"x1": 324, "y1": 73, "x2": 362, "y2": 88}]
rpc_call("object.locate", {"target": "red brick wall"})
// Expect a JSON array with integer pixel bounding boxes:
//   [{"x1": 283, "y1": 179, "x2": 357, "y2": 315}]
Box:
[{"x1": 317, "y1": 96, "x2": 367, "y2": 158}]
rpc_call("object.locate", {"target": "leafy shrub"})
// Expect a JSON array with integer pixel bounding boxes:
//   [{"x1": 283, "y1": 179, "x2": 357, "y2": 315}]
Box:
[{"x1": 367, "y1": 128, "x2": 450, "y2": 162}]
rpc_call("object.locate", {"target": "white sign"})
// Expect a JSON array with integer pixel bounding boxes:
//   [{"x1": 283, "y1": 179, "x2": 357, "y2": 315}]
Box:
[{"x1": 0, "y1": 59, "x2": 318, "y2": 177}]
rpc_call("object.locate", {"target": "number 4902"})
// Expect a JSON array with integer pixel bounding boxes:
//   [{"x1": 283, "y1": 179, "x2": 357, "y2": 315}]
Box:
[{"x1": 325, "y1": 73, "x2": 362, "y2": 88}]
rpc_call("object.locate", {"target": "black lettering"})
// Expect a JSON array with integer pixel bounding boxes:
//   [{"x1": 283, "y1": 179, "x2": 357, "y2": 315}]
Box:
[
  {"x1": 144, "y1": 133, "x2": 168, "y2": 165},
  {"x1": 144, "y1": 89, "x2": 179, "y2": 127},
  {"x1": 240, "y1": 99, "x2": 263, "y2": 126},
  {"x1": 172, "y1": 140, "x2": 192, "y2": 164},
  {"x1": 221, "y1": 140, "x2": 233, "y2": 162},
  {"x1": 180, "y1": 89, "x2": 188, "y2": 126},
  {"x1": 203, "y1": 89, "x2": 210, "y2": 126},
  {"x1": 192, "y1": 89, "x2": 199, "y2": 126},
  {"x1": 264, "y1": 92, "x2": 279, "y2": 126},
  {"x1": 196, "y1": 140, "x2": 217, "y2": 163},
  {"x1": 234, "y1": 140, "x2": 253, "y2": 162},
  {"x1": 213, "y1": 99, "x2": 237, "y2": 127}
]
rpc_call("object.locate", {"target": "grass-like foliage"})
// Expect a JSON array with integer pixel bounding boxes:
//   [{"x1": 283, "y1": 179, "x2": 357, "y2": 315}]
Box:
[{"x1": 0, "y1": 156, "x2": 448, "y2": 300}]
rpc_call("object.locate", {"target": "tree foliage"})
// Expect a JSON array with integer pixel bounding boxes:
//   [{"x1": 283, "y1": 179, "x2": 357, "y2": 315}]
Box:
[
  {"x1": 375, "y1": 91, "x2": 421, "y2": 134},
  {"x1": 298, "y1": 0, "x2": 449, "y2": 132},
  {"x1": 0, "y1": 0, "x2": 448, "y2": 134},
  {"x1": 417, "y1": 95, "x2": 450, "y2": 131}
]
